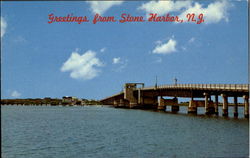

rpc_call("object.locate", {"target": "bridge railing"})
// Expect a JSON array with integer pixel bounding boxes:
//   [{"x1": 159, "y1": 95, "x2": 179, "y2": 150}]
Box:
[{"x1": 142, "y1": 84, "x2": 249, "y2": 91}]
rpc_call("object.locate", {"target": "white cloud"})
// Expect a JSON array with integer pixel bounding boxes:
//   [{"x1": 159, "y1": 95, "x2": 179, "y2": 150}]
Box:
[
  {"x1": 1, "y1": 17, "x2": 7, "y2": 38},
  {"x1": 178, "y1": 1, "x2": 231, "y2": 24},
  {"x1": 112, "y1": 57, "x2": 128, "y2": 72},
  {"x1": 155, "y1": 40, "x2": 162, "y2": 45},
  {"x1": 87, "y1": 1, "x2": 123, "y2": 15},
  {"x1": 188, "y1": 37, "x2": 195, "y2": 43},
  {"x1": 153, "y1": 38, "x2": 177, "y2": 54},
  {"x1": 100, "y1": 47, "x2": 106, "y2": 53},
  {"x1": 11, "y1": 90, "x2": 21, "y2": 98},
  {"x1": 181, "y1": 46, "x2": 187, "y2": 51},
  {"x1": 138, "y1": 0, "x2": 231, "y2": 24},
  {"x1": 138, "y1": 1, "x2": 191, "y2": 16},
  {"x1": 113, "y1": 57, "x2": 121, "y2": 64},
  {"x1": 117, "y1": 60, "x2": 128, "y2": 71},
  {"x1": 14, "y1": 36, "x2": 28, "y2": 43},
  {"x1": 155, "y1": 57, "x2": 162, "y2": 63},
  {"x1": 61, "y1": 50, "x2": 104, "y2": 80}
]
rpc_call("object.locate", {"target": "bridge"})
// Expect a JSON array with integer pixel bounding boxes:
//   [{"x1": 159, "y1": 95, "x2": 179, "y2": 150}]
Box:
[{"x1": 100, "y1": 83, "x2": 249, "y2": 118}]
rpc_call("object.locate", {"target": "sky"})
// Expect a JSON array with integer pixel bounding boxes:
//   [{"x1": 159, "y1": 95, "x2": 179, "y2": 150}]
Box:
[{"x1": 1, "y1": 0, "x2": 248, "y2": 100}]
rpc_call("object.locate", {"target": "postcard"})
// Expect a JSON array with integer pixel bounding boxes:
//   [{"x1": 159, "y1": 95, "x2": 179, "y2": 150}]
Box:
[{"x1": 1, "y1": 1, "x2": 249, "y2": 158}]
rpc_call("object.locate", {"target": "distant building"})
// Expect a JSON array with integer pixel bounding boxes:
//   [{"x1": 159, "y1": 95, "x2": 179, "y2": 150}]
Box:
[
  {"x1": 62, "y1": 96, "x2": 78, "y2": 105},
  {"x1": 75, "y1": 99, "x2": 85, "y2": 105}
]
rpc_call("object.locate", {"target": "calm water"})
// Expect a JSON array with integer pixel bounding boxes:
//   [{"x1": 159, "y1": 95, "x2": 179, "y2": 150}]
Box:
[{"x1": 2, "y1": 105, "x2": 249, "y2": 158}]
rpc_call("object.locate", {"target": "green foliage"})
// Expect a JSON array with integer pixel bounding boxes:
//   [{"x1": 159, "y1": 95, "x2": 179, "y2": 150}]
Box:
[{"x1": 1, "y1": 98, "x2": 101, "y2": 106}]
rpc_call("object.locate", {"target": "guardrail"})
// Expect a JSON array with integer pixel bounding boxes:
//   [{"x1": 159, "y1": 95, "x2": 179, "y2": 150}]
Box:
[{"x1": 142, "y1": 84, "x2": 249, "y2": 91}]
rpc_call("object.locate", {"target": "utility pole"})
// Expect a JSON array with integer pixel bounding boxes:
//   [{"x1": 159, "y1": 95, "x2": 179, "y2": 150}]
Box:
[
  {"x1": 174, "y1": 77, "x2": 177, "y2": 85},
  {"x1": 155, "y1": 75, "x2": 158, "y2": 89}
]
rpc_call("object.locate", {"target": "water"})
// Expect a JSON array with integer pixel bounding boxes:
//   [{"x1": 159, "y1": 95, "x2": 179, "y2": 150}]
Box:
[{"x1": 2, "y1": 105, "x2": 249, "y2": 158}]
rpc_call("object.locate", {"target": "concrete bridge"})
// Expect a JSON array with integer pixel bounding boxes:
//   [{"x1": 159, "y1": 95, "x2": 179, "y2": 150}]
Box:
[{"x1": 100, "y1": 83, "x2": 249, "y2": 118}]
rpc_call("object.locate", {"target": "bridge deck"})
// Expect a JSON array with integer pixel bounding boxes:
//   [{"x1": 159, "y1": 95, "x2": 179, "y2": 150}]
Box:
[
  {"x1": 101, "y1": 84, "x2": 249, "y2": 102},
  {"x1": 100, "y1": 92, "x2": 124, "y2": 102},
  {"x1": 141, "y1": 84, "x2": 249, "y2": 91}
]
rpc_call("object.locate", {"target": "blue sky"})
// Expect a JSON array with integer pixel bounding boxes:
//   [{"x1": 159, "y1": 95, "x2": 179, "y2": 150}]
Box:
[{"x1": 1, "y1": 0, "x2": 248, "y2": 100}]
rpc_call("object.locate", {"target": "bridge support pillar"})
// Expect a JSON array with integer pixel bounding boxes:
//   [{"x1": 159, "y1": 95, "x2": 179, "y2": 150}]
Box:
[
  {"x1": 171, "y1": 105, "x2": 179, "y2": 112},
  {"x1": 204, "y1": 93, "x2": 209, "y2": 114},
  {"x1": 119, "y1": 99, "x2": 125, "y2": 107},
  {"x1": 138, "y1": 89, "x2": 143, "y2": 105},
  {"x1": 129, "y1": 102, "x2": 138, "y2": 109},
  {"x1": 188, "y1": 99, "x2": 197, "y2": 114},
  {"x1": 157, "y1": 97, "x2": 166, "y2": 111},
  {"x1": 113, "y1": 100, "x2": 118, "y2": 107},
  {"x1": 171, "y1": 97, "x2": 179, "y2": 112},
  {"x1": 233, "y1": 96, "x2": 238, "y2": 118},
  {"x1": 221, "y1": 94, "x2": 228, "y2": 117},
  {"x1": 243, "y1": 95, "x2": 249, "y2": 118},
  {"x1": 204, "y1": 93, "x2": 214, "y2": 115},
  {"x1": 214, "y1": 95, "x2": 219, "y2": 115}
]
